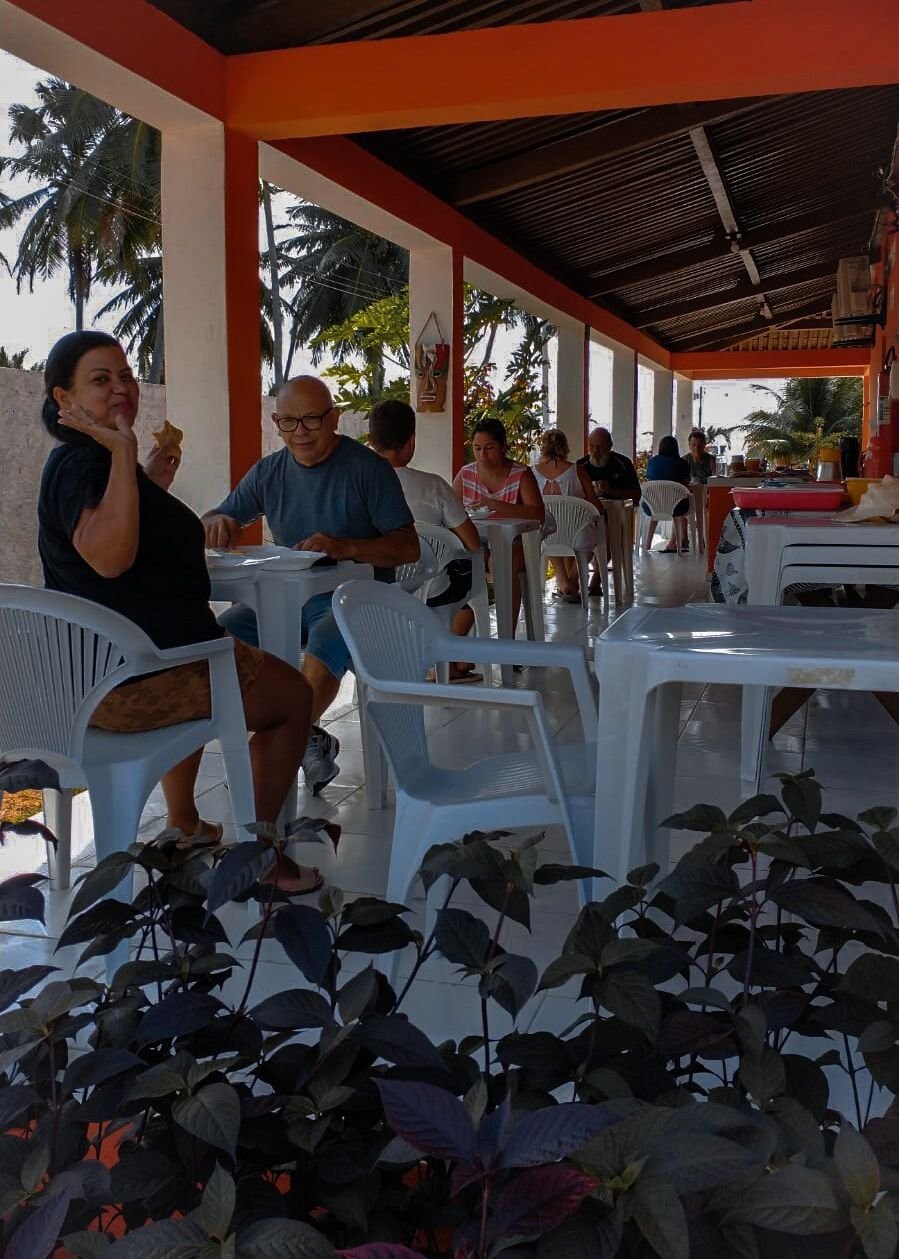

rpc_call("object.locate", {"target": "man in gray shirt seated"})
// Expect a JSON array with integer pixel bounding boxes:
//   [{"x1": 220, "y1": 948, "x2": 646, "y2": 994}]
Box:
[{"x1": 203, "y1": 375, "x2": 418, "y2": 793}]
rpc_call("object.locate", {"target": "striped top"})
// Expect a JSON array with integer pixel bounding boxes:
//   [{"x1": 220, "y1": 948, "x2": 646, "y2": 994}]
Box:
[{"x1": 458, "y1": 461, "x2": 527, "y2": 508}]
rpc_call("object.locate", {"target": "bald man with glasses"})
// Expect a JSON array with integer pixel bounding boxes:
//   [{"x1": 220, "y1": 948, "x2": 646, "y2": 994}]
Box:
[{"x1": 203, "y1": 375, "x2": 418, "y2": 793}]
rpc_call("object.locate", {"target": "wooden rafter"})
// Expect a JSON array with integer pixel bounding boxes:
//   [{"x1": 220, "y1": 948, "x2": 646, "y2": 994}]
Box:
[
  {"x1": 676, "y1": 298, "x2": 832, "y2": 352},
  {"x1": 585, "y1": 200, "x2": 873, "y2": 296},
  {"x1": 448, "y1": 98, "x2": 763, "y2": 206},
  {"x1": 637, "y1": 261, "x2": 836, "y2": 328},
  {"x1": 689, "y1": 125, "x2": 763, "y2": 288}
]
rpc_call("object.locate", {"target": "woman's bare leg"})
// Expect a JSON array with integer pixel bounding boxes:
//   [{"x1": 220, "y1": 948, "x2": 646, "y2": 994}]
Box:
[
  {"x1": 241, "y1": 652, "x2": 312, "y2": 824},
  {"x1": 161, "y1": 750, "x2": 205, "y2": 834}
]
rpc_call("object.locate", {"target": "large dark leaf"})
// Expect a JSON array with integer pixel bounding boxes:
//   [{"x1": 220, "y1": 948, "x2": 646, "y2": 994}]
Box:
[
  {"x1": 834, "y1": 1123, "x2": 880, "y2": 1209},
  {"x1": 534, "y1": 864, "x2": 609, "y2": 885},
  {"x1": 6, "y1": 1185, "x2": 75, "y2": 1259},
  {"x1": 338, "y1": 1246, "x2": 428, "y2": 1258},
  {"x1": 723, "y1": 1163, "x2": 843, "y2": 1234},
  {"x1": 238, "y1": 1218, "x2": 335, "y2": 1258},
  {"x1": 206, "y1": 841, "x2": 274, "y2": 913},
  {"x1": 274, "y1": 904, "x2": 332, "y2": 986},
  {"x1": 598, "y1": 970, "x2": 660, "y2": 1040},
  {"x1": 0, "y1": 879, "x2": 45, "y2": 925},
  {"x1": 656, "y1": 1009, "x2": 732, "y2": 1057},
  {"x1": 103, "y1": 1218, "x2": 205, "y2": 1256},
  {"x1": 250, "y1": 989, "x2": 334, "y2": 1030},
  {"x1": 375, "y1": 1080, "x2": 476, "y2": 1163},
  {"x1": 656, "y1": 865, "x2": 739, "y2": 922},
  {"x1": 740, "y1": 1047, "x2": 786, "y2": 1107},
  {"x1": 644, "y1": 1132, "x2": 762, "y2": 1194},
  {"x1": 0, "y1": 758, "x2": 60, "y2": 793},
  {"x1": 662, "y1": 804, "x2": 729, "y2": 832},
  {"x1": 62, "y1": 1048, "x2": 144, "y2": 1097},
  {"x1": 338, "y1": 967, "x2": 379, "y2": 1024},
  {"x1": 434, "y1": 907, "x2": 490, "y2": 969},
  {"x1": 70, "y1": 853, "x2": 135, "y2": 917},
  {"x1": 501, "y1": 1103, "x2": 619, "y2": 1168},
  {"x1": 838, "y1": 954, "x2": 899, "y2": 1004},
  {"x1": 781, "y1": 774, "x2": 822, "y2": 833},
  {"x1": 355, "y1": 1014, "x2": 444, "y2": 1069},
  {"x1": 770, "y1": 880, "x2": 887, "y2": 934},
  {"x1": 0, "y1": 964, "x2": 57, "y2": 1012},
  {"x1": 631, "y1": 1176, "x2": 689, "y2": 1259},
  {"x1": 480, "y1": 954, "x2": 537, "y2": 1018},
  {"x1": 56, "y1": 899, "x2": 133, "y2": 950},
  {"x1": 0, "y1": 1082, "x2": 39, "y2": 1128},
  {"x1": 172, "y1": 1082, "x2": 240, "y2": 1159},
  {"x1": 850, "y1": 1198, "x2": 897, "y2": 1259},
  {"x1": 196, "y1": 1163, "x2": 235, "y2": 1242},
  {"x1": 488, "y1": 1165, "x2": 595, "y2": 1241},
  {"x1": 134, "y1": 991, "x2": 223, "y2": 1045}
]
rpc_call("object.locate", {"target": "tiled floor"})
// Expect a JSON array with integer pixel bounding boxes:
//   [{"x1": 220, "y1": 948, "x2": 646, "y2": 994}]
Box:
[{"x1": 4, "y1": 548, "x2": 898, "y2": 1047}]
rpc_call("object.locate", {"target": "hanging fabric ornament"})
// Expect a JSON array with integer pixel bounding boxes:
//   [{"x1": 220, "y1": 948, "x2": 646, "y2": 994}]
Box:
[{"x1": 413, "y1": 312, "x2": 450, "y2": 413}]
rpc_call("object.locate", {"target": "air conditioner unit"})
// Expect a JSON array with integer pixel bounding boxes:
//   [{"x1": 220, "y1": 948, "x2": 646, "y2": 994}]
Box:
[
  {"x1": 833, "y1": 257, "x2": 871, "y2": 321},
  {"x1": 831, "y1": 295, "x2": 872, "y2": 347}
]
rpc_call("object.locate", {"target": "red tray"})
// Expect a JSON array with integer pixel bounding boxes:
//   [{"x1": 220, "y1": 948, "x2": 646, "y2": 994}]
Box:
[{"x1": 731, "y1": 487, "x2": 845, "y2": 512}]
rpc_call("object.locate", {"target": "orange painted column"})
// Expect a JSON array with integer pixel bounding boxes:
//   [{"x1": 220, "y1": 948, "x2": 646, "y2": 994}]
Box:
[{"x1": 224, "y1": 129, "x2": 263, "y2": 492}]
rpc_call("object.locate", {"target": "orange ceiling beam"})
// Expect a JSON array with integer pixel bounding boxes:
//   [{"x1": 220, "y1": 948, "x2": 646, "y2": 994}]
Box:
[
  {"x1": 226, "y1": 0, "x2": 899, "y2": 139},
  {"x1": 672, "y1": 350, "x2": 871, "y2": 381},
  {"x1": 276, "y1": 136, "x2": 670, "y2": 367},
  {"x1": 6, "y1": 0, "x2": 226, "y2": 119}
]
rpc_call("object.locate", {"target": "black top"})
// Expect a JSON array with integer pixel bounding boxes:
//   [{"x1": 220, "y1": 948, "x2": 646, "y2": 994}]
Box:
[
  {"x1": 577, "y1": 451, "x2": 642, "y2": 501},
  {"x1": 38, "y1": 442, "x2": 223, "y2": 650}
]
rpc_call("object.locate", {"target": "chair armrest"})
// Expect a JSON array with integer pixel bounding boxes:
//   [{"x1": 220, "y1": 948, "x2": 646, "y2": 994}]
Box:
[
  {"x1": 367, "y1": 680, "x2": 543, "y2": 710},
  {"x1": 128, "y1": 636, "x2": 237, "y2": 675}
]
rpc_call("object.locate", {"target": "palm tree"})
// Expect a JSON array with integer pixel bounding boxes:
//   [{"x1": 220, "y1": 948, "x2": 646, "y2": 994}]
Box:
[
  {"x1": 736, "y1": 378, "x2": 863, "y2": 463},
  {"x1": 277, "y1": 203, "x2": 408, "y2": 377},
  {"x1": 0, "y1": 78, "x2": 160, "y2": 330}
]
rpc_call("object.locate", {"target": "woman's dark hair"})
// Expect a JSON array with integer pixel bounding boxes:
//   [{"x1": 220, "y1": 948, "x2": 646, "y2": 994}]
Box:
[
  {"x1": 471, "y1": 418, "x2": 508, "y2": 451},
  {"x1": 42, "y1": 331, "x2": 122, "y2": 444},
  {"x1": 658, "y1": 435, "x2": 680, "y2": 458}
]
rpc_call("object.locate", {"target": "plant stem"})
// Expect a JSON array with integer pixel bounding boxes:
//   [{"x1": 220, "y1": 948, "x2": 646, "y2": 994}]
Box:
[
  {"x1": 394, "y1": 879, "x2": 460, "y2": 1013},
  {"x1": 236, "y1": 874, "x2": 279, "y2": 1016},
  {"x1": 843, "y1": 1034, "x2": 863, "y2": 1129},
  {"x1": 478, "y1": 1177, "x2": 491, "y2": 1259},
  {"x1": 743, "y1": 849, "x2": 760, "y2": 1007},
  {"x1": 480, "y1": 995, "x2": 491, "y2": 1076}
]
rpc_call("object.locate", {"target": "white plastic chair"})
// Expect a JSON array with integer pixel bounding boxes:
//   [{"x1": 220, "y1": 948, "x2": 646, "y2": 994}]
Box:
[
  {"x1": 540, "y1": 495, "x2": 608, "y2": 609},
  {"x1": 413, "y1": 522, "x2": 490, "y2": 638},
  {"x1": 0, "y1": 585, "x2": 255, "y2": 973},
  {"x1": 594, "y1": 604, "x2": 899, "y2": 890},
  {"x1": 636, "y1": 481, "x2": 691, "y2": 556},
  {"x1": 395, "y1": 538, "x2": 439, "y2": 594},
  {"x1": 332, "y1": 580, "x2": 598, "y2": 912}
]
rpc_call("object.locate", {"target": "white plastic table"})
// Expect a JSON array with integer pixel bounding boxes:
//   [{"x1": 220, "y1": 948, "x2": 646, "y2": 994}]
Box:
[
  {"x1": 600, "y1": 498, "x2": 635, "y2": 604},
  {"x1": 594, "y1": 604, "x2": 899, "y2": 888},
  {"x1": 208, "y1": 556, "x2": 373, "y2": 667},
  {"x1": 745, "y1": 516, "x2": 899, "y2": 605},
  {"x1": 473, "y1": 515, "x2": 545, "y2": 684}
]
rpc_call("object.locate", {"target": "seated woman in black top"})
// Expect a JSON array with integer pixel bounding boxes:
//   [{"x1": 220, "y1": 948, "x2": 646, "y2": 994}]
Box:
[
  {"x1": 37, "y1": 331, "x2": 318, "y2": 892},
  {"x1": 643, "y1": 435, "x2": 691, "y2": 553}
]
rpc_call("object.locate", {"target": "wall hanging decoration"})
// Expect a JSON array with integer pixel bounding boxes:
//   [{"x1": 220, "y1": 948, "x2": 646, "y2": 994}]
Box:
[{"x1": 413, "y1": 312, "x2": 450, "y2": 413}]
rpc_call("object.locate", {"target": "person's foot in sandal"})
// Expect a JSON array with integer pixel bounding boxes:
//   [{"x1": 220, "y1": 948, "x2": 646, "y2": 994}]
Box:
[
  {"x1": 259, "y1": 850, "x2": 323, "y2": 896},
  {"x1": 449, "y1": 664, "x2": 484, "y2": 684}
]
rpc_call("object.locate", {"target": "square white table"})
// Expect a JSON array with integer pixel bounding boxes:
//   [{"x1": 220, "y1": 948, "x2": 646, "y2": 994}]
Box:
[
  {"x1": 745, "y1": 516, "x2": 899, "y2": 605},
  {"x1": 208, "y1": 557, "x2": 374, "y2": 667}
]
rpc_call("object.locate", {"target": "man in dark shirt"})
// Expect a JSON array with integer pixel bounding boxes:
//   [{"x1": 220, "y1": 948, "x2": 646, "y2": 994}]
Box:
[
  {"x1": 576, "y1": 427, "x2": 642, "y2": 502},
  {"x1": 576, "y1": 427, "x2": 641, "y2": 594}
]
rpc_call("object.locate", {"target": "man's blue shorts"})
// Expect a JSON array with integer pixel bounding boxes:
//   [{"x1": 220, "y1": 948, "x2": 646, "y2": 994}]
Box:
[{"x1": 217, "y1": 591, "x2": 351, "y2": 680}]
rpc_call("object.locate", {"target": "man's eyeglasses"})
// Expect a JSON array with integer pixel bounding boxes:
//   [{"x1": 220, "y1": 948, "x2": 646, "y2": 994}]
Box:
[{"x1": 272, "y1": 408, "x2": 333, "y2": 433}]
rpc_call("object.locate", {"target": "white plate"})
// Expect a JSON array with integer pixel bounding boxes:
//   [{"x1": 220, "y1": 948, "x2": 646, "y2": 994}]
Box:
[
  {"x1": 206, "y1": 550, "x2": 268, "y2": 569},
  {"x1": 241, "y1": 545, "x2": 328, "y2": 569},
  {"x1": 468, "y1": 507, "x2": 491, "y2": 519}
]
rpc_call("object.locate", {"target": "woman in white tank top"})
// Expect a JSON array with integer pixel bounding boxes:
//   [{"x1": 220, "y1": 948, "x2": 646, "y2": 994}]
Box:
[{"x1": 533, "y1": 429, "x2": 603, "y2": 601}]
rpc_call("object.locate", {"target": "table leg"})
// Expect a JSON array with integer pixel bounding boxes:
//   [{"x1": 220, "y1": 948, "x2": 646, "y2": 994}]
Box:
[
  {"x1": 487, "y1": 525, "x2": 515, "y2": 686},
  {"x1": 520, "y1": 529, "x2": 546, "y2": 641}
]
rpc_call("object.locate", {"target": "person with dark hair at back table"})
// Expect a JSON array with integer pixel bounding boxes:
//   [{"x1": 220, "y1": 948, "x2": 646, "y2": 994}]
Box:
[
  {"x1": 644, "y1": 434, "x2": 691, "y2": 553},
  {"x1": 577, "y1": 426, "x2": 641, "y2": 593}
]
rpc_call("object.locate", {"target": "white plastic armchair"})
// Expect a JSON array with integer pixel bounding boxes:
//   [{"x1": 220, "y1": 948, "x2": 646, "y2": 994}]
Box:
[
  {"x1": 636, "y1": 481, "x2": 691, "y2": 556},
  {"x1": 413, "y1": 522, "x2": 490, "y2": 639},
  {"x1": 395, "y1": 538, "x2": 439, "y2": 594},
  {"x1": 332, "y1": 580, "x2": 597, "y2": 916},
  {"x1": 0, "y1": 586, "x2": 255, "y2": 947},
  {"x1": 540, "y1": 495, "x2": 608, "y2": 608}
]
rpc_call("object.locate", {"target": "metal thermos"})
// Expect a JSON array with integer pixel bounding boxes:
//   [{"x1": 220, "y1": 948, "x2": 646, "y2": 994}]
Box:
[{"x1": 816, "y1": 459, "x2": 840, "y2": 481}]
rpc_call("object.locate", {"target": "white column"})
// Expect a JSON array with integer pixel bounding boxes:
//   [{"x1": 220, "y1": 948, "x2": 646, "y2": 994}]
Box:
[
  {"x1": 652, "y1": 366, "x2": 674, "y2": 449},
  {"x1": 610, "y1": 343, "x2": 636, "y2": 458},
  {"x1": 556, "y1": 323, "x2": 587, "y2": 455},
  {"x1": 674, "y1": 374, "x2": 695, "y2": 448},
  {"x1": 408, "y1": 244, "x2": 459, "y2": 481},
  {"x1": 161, "y1": 125, "x2": 235, "y2": 513}
]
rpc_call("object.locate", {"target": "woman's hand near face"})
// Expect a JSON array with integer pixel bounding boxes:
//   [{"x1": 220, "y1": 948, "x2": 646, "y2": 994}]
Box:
[
  {"x1": 58, "y1": 404, "x2": 137, "y2": 463},
  {"x1": 143, "y1": 440, "x2": 181, "y2": 491}
]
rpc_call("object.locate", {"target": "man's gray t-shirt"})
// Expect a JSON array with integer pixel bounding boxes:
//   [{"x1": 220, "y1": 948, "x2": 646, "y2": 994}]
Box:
[{"x1": 215, "y1": 437, "x2": 413, "y2": 580}]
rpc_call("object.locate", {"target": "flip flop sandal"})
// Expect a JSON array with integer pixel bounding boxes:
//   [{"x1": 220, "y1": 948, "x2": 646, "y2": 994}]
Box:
[
  {"x1": 260, "y1": 855, "x2": 324, "y2": 896},
  {"x1": 176, "y1": 821, "x2": 224, "y2": 848},
  {"x1": 449, "y1": 671, "x2": 485, "y2": 684}
]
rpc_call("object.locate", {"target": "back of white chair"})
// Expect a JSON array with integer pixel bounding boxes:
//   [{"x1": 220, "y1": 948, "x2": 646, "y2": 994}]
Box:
[
  {"x1": 333, "y1": 580, "x2": 438, "y2": 784},
  {"x1": 0, "y1": 585, "x2": 159, "y2": 766},
  {"x1": 395, "y1": 538, "x2": 439, "y2": 596},
  {"x1": 637, "y1": 481, "x2": 691, "y2": 555},
  {"x1": 541, "y1": 495, "x2": 606, "y2": 608}
]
